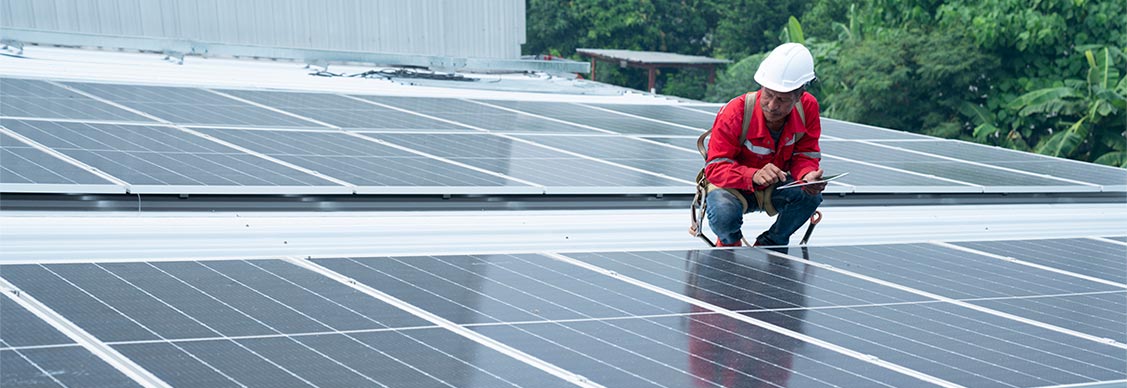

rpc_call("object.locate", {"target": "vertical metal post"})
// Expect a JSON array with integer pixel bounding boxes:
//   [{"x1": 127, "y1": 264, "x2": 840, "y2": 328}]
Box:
[{"x1": 647, "y1": 66, "x2": 656, "y2": 93}]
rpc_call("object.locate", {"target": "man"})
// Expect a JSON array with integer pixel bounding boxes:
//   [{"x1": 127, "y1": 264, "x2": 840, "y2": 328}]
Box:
[{"x1": 704, "y1": 43, "x2": 824, "y2": 247}]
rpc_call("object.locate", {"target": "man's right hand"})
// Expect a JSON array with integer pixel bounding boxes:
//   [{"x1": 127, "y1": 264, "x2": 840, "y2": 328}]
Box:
[{"x1": 752, "y1": 163, "x2": 786, "y2": 186}]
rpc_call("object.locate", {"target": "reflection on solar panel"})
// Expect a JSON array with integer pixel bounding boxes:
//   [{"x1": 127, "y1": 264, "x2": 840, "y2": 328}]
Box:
[
  {"x1": 508, "y1": 134, "x2": 702, "y2": 182},
  {"x1": 219, "y1": 90, "x2": 473, "y2": 131},
  {"x1": 361, "y1": 95, "x2": 603, "y2": 134},
  {"x1": 3, "y1": 237, "x2": 1124, "y2": 387},
  {"x1": 63, "y1": 82, "x2": 325, "y2": 128},
  {"x1": 0, "y1": 78, "x2": 153, "y2": 122},
  {"x1": 195, "y1": 128, "x2": 539, "y2": 194},
  {"x1": 2, "y1": 119, "x2": 344, "y2": 194},
  {"x1": 483, "y1": 100, "x2": 703, "y2": 136},
  {"x1": 365, "y1": 133, "x2": 692, "y2": 193}
]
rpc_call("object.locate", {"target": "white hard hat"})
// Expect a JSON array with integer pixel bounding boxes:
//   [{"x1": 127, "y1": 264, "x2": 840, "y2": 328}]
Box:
[{"x1": 753, "y1": 43, "x2": 815, "y2": 92}]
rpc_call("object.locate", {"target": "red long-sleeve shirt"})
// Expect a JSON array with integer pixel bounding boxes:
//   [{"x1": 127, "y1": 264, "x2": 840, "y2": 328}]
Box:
[{"x1": 704, "y1": 92, "x2": 822, "y2": 191}]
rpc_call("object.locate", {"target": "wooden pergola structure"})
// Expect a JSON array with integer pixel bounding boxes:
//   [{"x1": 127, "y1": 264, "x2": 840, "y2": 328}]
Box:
[{"x1": 576, "y1": 48, "x2": 731, "y2": 94}]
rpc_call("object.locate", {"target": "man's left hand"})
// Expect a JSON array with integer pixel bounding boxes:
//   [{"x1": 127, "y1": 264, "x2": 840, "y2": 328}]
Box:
[{"x1": 801, "y1": 169, "x2": 827, "y2": 195}]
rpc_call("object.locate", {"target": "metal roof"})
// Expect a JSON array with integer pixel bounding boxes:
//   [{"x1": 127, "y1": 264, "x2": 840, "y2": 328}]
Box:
[{"x1": 577, "y1": 48, "x2": 732, "y2": 65}]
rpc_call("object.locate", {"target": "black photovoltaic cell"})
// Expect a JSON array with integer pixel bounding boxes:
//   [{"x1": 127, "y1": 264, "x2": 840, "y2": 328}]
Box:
[
  {"x1": 0, "y1": 133, "x2": 113, "y2": 185},
  {"x1": 820, "y1": 141, "x2": 1083, "y2": 187},
  {"x1": 1, "y1": 347, "x2": 140, "y2": 387},
  {"x1": 953, "y1": 238, "x2": 1127, "y2": 284},
  {"x1": 588, "y1": 103, "x2": 717, "y2": 129},
  {"x1": 360, "y1": 95, "x2": 602, "y2": 133},
  {"x1": 1, "y1": 296, "x2": 73, "y2": 347},
  {"x1": 510, "y1": 134, "x2": 701, "y2": 181},
  {"x1": 471, "y1": 315, "x2": 921, "y2": 388},
  {"x1": 317, "y1": 253, "x2": 926, "y2": 387},
  {"x1": 560, "y1": 249, "x2": 931, "y2": 309},
  {"x1": 797, "y1": 243, "x2": 1122, "y2": 299},
  {"x1": 0, "y1": 260, "x2": 572, "y2": 387},
  {"x1": 820, "y1": 158, "x2": 968, "y2": 188},
  {"x1": 196, "y1": 128, "x2": 528, "y2": 188},
  {"x1": 2, "y1": 119, "x2": 336, "y2": 188},
  {"x1": 871, "y1": 140, "x2": 1127, "y2": 186},
  {"x1": 365, "y1": 133, "x2": 689, "y2": 187},
  {"x1": 0, "y1": 78, "x2": 153, "y2": 122},
  {"x1": 969, "y1": 292, "x2": 1127, "y2": 343},
  {"x1": 821, "y1": 119, "x2": 932, "y2": 140},
  {"x1": 782, "y1": 302, "x2": 1125, "y2": 387},
  {"x1": 63, "y1": 82, "x2": 324, "y2": 128},
  {"x1": 219, "y1": 89, "x2": 472, "y2": 131},
  {"x1": 483, "y1": 100, "x2": 703, "y2": 136}
]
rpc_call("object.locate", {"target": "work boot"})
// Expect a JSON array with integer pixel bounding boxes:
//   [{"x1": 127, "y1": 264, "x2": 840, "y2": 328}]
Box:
[{"x1": 715, "y1": 238, "x2": 742, "y2": 247}]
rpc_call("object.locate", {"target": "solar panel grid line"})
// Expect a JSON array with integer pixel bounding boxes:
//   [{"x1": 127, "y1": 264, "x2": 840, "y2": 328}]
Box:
[
  {"x1": 3, "y1": 347, "x2": 69, "y2": 387},
  {"x1": 939, "y1": 137, "x2": 1127, "y2": 174},
  {"x1": 113, "y1": 262, "x2": 386, "y2": 388},
  {"x1": 336, "y1": 93, "x2": 489, "y2": 134},
  {"x1": 332, "y1": 256, "x2": 731, "y2": 388},
  {"x1": 573, "y1": 103, "x2": 705, "y2": 132},
  {"x1": 173, "y1": 127, "x2": 358, "y2": 190},
  {"x1": 762, "y1": 249, "x2": 1127, "y2": 349},
  {"x1": 481, "y1": 253, "x2": 904, "y2": 387},
  {"x1": 206, "y1": 89, "x2": 338, "y2": 129},
  {"x1": 541, "y1": 252, "x2": 964, "y2": 388},
  {"x1": 230, "y1": 261, "x2": 537, "y2": 388},
  {"x1": 0, "y1": 116, "x2": 168, "y2": 127},
  {"x1": 496, "y1": 135, "x2": 695, "y2": 185},
  {"x1": 1038, "y1": 379, "x2": 1127, "y2": 388},
  {"x1": 181, "y1": 124, "x2": 343, "y2": 133},
  {"x1": 341, "y1": 105, "x2": 695, "y2": 190},
  {"x1": 463, "y1": 99, "x2": 622, "y2": 135},
  {"x1": 821, "y1": 118, "x2": 935, "y2": 140},
  {"x1": 0, "y1": 78, "x2": 154, "y2": 123},
  {"x1": 348, "y1": 132, "x2": 547, "y2": 190},
  {"x1": 1089, "y1": 237, "x2": 1127, "y2": 247},
  {"x1": 822, "y1": 153, "x2": 984, "y2": 192},
  {"x1": 285, "y1": 258, "x2": 604, "y2": 388},
  {"x1": 45, "y1": 81, "x2": 358, "y2": 193},
  {"x1": 854, "y1": 139, "x2": 1104, "y2": 188},
  {"x1": 672, "y1": 105, "x2": 720, "y2": 117},
  {"x1": 0, "y1": 277, "x2": 171, "y2": 388},
  {"x1": 931, "y1": 241, "x2": 1127, "y2": 289},
  {"x1": 0, "y1": 125, "x2": 129, "y2": 187},
  {"x1": 385, "y1": 255, "x2": 779, "y2": 388}
]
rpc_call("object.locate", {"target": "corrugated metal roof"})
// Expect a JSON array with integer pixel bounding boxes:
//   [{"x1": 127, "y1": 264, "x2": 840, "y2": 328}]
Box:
[{"x1": 577, "y1": 48, "x2": 732, "y2": 65}]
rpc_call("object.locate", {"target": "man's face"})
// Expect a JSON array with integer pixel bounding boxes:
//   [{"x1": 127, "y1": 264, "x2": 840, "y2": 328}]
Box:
[{"x1": 759, "y1": 88, "x2": 798, "y2": 123}]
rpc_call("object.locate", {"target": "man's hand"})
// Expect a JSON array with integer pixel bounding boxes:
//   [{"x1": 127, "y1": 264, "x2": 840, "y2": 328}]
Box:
[
  {"x1": 801, "y1": 169, "x2": 827, "y2": 194},
  {"x1": 753, "y1": 163, "x2": 787, "y2": 186}
]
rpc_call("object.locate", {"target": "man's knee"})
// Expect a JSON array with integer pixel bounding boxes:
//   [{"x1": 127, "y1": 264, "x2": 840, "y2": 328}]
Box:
[{"x1": 706, "y1": 191, "x2": 744, "y2": 225}]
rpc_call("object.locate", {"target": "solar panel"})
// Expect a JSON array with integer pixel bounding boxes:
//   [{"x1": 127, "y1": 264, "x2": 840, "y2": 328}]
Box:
[
  {"x1": 508, "y1": 134, "x2": 702, "y2": 182},
  {"x1": 872, "y1": 140, "x2": 1126, "y2": 188},
  {"x1": 586, "y1": 103, "x2": 716, "y2": 129},
  {"x1": 365, "y1": 133, "x2": 692, "y2": 194},
  {"x1": 0, "y1": 260, "x2": 574, "y2": 387},
  {"x1": 821, "y1": 119, "x2": 933, "y2": 140},
  {"x1": 360, "y1": 95, "x2": 604, "y2": 134},
  {"x1": 2, "y1": 119, "x2": 345, "y2": 194},
  {"x1": 556, "y1": 246, "x2": 1127, "y2": 387},
  {"x1": 219, "y1": 89, "x2": 474, "y2": 132},
  {"x1": 0, "y1": 132, "x2": 123, "y2": 192},
  {"x1": 820, "y1": 141, "x2": 1097, "y2": 190},
  {"x1": 820, "y1": 158, "x2": 975, "y2": 191},
  {"x1": 195, "y1": 128, "x2": 541, "y2": 194},
  {"x1": 482, "y1": 100, "x2": 704, "y2": 136},
  {"x1": 0, "y1": 78, "x2": 153, "y2": 122},
  {"x1": 1, "y1": 295, "x2": 139, "y2": 387},
  {"x1": 315, "y1": 253, "x2": 926, "y2": 387},
  {"x1": 952, "y1": 238, "x2": 1127, "y2": 284},
  {"x1": 62, "y1": 82, "x2": 326, "y2": 128}
]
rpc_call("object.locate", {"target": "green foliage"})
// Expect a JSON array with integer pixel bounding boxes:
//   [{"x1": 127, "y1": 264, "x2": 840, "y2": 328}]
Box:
[{"x1": 525, "y1": 0, "x2": 1127, "y2": 167}]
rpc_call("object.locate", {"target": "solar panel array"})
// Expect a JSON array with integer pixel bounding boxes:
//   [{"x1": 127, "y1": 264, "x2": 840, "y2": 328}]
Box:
[
  {"x1": 3, "y1": 236, "x2": 1124, "y2": 387},
  {"x1": 3, "y1": 77, "x2": 1124, "y2": 195}
]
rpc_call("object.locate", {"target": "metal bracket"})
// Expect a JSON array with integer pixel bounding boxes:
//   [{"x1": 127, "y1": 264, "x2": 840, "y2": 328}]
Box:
[
  {"x1": 1, "y1": 39, "x2": 24, "y2": 55},
  {"x1": 162, "y1": 49, "x2": 184, "y2": 65}
]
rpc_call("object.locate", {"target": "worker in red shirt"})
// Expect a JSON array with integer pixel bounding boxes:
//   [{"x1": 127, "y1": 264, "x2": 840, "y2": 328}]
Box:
[{"x1": 704, "y1": 43, "x2": 825, "y2": 247}]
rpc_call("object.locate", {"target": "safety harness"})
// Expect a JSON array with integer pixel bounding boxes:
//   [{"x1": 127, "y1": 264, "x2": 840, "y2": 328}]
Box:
[{"x1": 689, "y1": 91, "x2": 811, "y2": 247}]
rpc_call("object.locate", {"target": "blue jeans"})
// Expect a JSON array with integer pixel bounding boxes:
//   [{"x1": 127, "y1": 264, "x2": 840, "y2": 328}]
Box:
[{"x1": 705, "y1": 180, "x2": 822, "y2": 246}]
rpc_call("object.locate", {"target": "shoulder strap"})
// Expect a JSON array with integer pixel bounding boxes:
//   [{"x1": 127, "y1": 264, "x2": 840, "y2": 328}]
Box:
[
  {"x1": 794, "y1": 93, "x2": 806, "y2": 126},
  {"x1": 738, "y1": 91, "x2": 756, "y2": 146}
]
